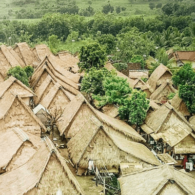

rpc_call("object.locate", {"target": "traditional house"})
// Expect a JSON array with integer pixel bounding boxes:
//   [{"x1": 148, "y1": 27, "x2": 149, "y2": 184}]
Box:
[
  {"x1": 58, "y1": 93, "x2": 146, "y2": 142},
  {"x1": 0, "y1": 45, "x2": 20, "y2": 78},
  {"x1": 169, "y1": 51, "x2": 195, "y2": 67},
  {"x1": 67, "y1": 115, "x2": 160, "y2": 173},
  {"x1": 118, "y1": 165, "x2": 195, "y2": 195},
  {"x1": 30, "y1": 63, "x2": 79, "y2": 96},
  {"x1": 147, "y1": 64, "x2": 172, "y2": 93},
  {"x1": 150, "y1": 80, "x2": 177, "y2": 104},
  {"x1": 141, "y1": 103, "x2": 195, "y2": 157},
  {"x1": 0, "y1": 129, "x2": 44, "y2": 174},
  {"x1": 0, "y1": 76, "x2": 35, "y2": 106},
  {"x1": 0, "y1": 136, "x2": 85, "y2": 195},
  {"x1": 14, "y1": 42, "x2": 37, "y2": 67},
  {"x1": 58, "y1": 51, "x2": 80, "y2": 73},
  {"x1": 0, "y1": 92, "x2": 46, "y2": 136},
  {"x1": 170, "y1": 92, "x2": 190, "y2": 117}
]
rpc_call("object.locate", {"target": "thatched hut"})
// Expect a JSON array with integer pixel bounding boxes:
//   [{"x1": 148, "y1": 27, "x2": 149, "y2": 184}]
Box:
[
  {"x1": 0, "y1": 137, "x2": 85, "y2": 195},
  {"x1": 147, "y1": 64, "x2": 172, "y2": 93},
  {"x1": 58, "y1": 51, "x2": 80, "y2": 73},
  {"x1": 0, "y1": 76, "x2": 35, "y2": 106},
  {"x1": 141, "y1": 103, "x2": 195, "y2": 155},
  {"x1": 118, "y1": 164, "x2": 195, "y2": 195},
  {"x1": 68, "y1": 116, "x2": 160, "y2": 172},
  {"x1": 14, "y1": 42, "x2": 36, "y2": 67},
  {"x1": 58, "y1": 93, "x2": 146, "y2": 142},
  {"x1": 0, "y1": 92, "x2": 46, "y2": 136},
  {"x1": 0, "y1": 129, "x2": 43, "y2": 174},
  {"x1": 170, "y1": 92, "x2": 190, "y2": 117},
  {"x1": 150, "y1": 80, "x2": 177, "y2": 103},
  {"x1": 30, "y1": 63, "x2": 79, "y2": 96},
  {"x1": 129, "y1": 70, "x2": 148, "y2": 80}
]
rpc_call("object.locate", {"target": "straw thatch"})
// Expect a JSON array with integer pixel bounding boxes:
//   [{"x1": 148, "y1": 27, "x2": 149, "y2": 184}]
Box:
[
  {"x1": 147, "y1": 64, "x2": 172, "y2": 93},
  {"x1": 149, "y1": 99, "x2": 160, "y2": 111},
  {"x1": 58, "y1": 51, "x2": 80, "y2": 73},
  {"x1": 14, "y1": 42, "x2": 36, "y2": 66},
  {"x1": 33, "y1": 104, "x2": 48, "y2": 125},
  {"x1": 157, "y1": 153, "x2": 177, "y2": 164},
  {"x1": 105, "y1": 63, "x2": 135, "y2": 88},
  {"x1": 0, "y1": 71, "x2": 4, "y2": 82},
  {"x1": 141, "y1": 103, "x2": 195, "y2": 153},
  {"x1": 58, "y1": 93, "x2": 145, "y2": 142},
  {"x1": 0, "y1": 92, "x2": 46, "y2": 135},
  {"x1": 0, "y1": 76, "x2": 35, "y2": 105},
  {"x1": 129, "y1": 71, "x2": 148, "y2": 79},
  {"x1": 173, "y1": 51, "x2": 195, "y2": 62},
  {"x1": 150, "y1": 80, "x2": 177, "y2": 102},
  {"x1": 0, "y1": 137, "x2": 85, "y2": 195},
  {"x1": 0, "y1": 129, "x2": 43, "y2": 173},
  {"x1": 120, "y1": 162, "x2": 143, "y2": 175},
  {"x1": 39, "y1": 82, "x2": 71, "y2": 112},
  {"x1": 68, "y1": 117, "x2": 160, "y2": 170},
  {"x1": 118, "y1": 164, "x2": 195, "y2": 195},
  {"x1": 170, "y1": 92, "x2": 190, "y2": 117},
  {"x1": 101, "y1": 104, "x2": 119, "y2": 118},
  {"x1": 31, "y1": 65, "x2": 79, "y2": 96}
]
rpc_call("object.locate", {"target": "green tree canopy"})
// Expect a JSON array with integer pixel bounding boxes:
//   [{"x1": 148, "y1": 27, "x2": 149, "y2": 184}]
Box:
[{"x1": 78, "y1": 42, "x2": 107, "y2": 71}]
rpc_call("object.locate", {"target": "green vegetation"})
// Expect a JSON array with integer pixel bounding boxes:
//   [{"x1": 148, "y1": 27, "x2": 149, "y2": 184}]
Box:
[
  {"x1": 7, "y1": 66, "x2": 34, "y2": 86},
  {"x1": 130, "y1": 55, "x2": 145, "y2": 69},
  {"x1": 167, "y1": 92, "x2": 176, "y2": 100}
]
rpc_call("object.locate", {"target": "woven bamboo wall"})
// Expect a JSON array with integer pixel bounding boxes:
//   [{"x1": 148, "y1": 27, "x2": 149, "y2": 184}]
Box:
[
  {"x1": 0, "y1": 99, "x2": 41, "y2": 135},
  {"x1": 26, "y1": 154, "x2": 80, "y2": 195}
]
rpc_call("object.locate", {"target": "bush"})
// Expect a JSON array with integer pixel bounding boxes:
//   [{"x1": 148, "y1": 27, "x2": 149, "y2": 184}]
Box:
[
  {"x1": 113, "y1": 63, "x2": 127, "y2": 71},
  {"x1": 167, "y1": 92, "x2": 176, "y2": 100},
  {"x1": 130, "y1": 55, "x2": 145, "y2": 69}
]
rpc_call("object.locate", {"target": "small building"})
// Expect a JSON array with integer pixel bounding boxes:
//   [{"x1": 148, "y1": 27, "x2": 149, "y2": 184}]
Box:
[
  {"x1": 150, "y1": 80, "x2": 177, "y2": 103},
  {"x1": 0, "y1": 92, "x2": 46, "y2": 136},
  {"x1": 14, "y1": 42, "x2": 37, "y2": 67},
  {"x1": 58, "y1": 93, "x2": 146, "y2": 143},
  {"x1": 147, "y1": 64, "x2": 172, "y2": 93},
  {"x1": 170, "y1": 92, "x2": 190, "y2": 117},
  {"x1": 118, "y1": 164, "x2": 195, "y2": 195},
  {"x1": 0, "y1": 76, "x2": 35, "y2": 106},
  {"x1": 0, "y1": 136, "x2": 85, "y2": 195},
  {"x1": 68, "y1": 115, "x2": 160, "y2": 173}
]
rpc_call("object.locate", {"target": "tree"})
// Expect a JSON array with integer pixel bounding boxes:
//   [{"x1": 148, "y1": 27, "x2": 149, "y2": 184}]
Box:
[
  {"x1": 149, "y1": 3, "x2": 155, "y2": 10},
  {"x1": 116, "y1": 6, "x2": 121, "y2": 14},
  {"x1": 24, "y1": 66, "x2": 34, "y2": 78},
  {"x1": 102, "y1": 3, "x2": 114, "y2": 14},
  {"x1": 49, "y1": 35, "x2": 60, "y2": 54},
  {"x1": 7, "y1": 66, "x2": 30, "y2": 86},
  {"x1": 130, "y1": 55, "x2": 145, "y2": 69},
  {"x1": 118, "y1": 90, "x2": 149, "y2": 127},
  {"x1": 93, "y1": 74, "x2": 132, "y2": 106},
  {"x1": 156, "y1": 3, "x2": 162, "y2": 9},
  {"x1": 78, "y1": 42, "x2": 107, "y2": 71}
]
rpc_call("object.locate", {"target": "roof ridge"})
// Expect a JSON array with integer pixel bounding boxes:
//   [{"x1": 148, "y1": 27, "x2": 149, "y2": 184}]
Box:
[{"x1": 13, "y1": 128, "x2": 29, "y2": 142}]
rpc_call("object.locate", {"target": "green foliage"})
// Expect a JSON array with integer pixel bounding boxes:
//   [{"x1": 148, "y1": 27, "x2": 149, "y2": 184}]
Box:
[
  {"x1": 113, "y1": 63, "x2": 127, "y2": 72},
  {"x1": 78, "y1": 42, "x2": 107, "y2": 71},
  {"x1": 119, "y1": 90, "x2": 149, "y2": 126},
  {"x1": 155, "y1": 48, "x2": 169, "y2": 66},
  {"x1": 167, "y1": 92, "x2": 176, "y2": 100},
  {"x1": 49, "y1": 34, "x2": 60, "y2": 54},
  {"x1": 102, "y1": 3, "x2": 114, "y2": 14},
  {"x1": 24, "y1": 66, "x2": 34, "y2": 78},
  {"x1": 141, "y1": 77, "x2": 148, "y2": 83},
  {"x1": 149, "y1": 3, "x2": 155, "y2": 10},
  {"x1": 93, "y1": 75, "x2": 132, "y2": 106},
  {"x1": 172, "y1": 63, "x2": 194, "y2": 87},
  {"x1": 66, "y1": 31, "x2": 79, "y2": 43},
  {"x1": 80, "y1": 68, "x2": 111, "y2": 95},
  {"x1": 130, "y1": 55, "x2": 145, "y2": 69},
  {"x1": 7, "y1": 66, "x2": 31, "y2": 86}
]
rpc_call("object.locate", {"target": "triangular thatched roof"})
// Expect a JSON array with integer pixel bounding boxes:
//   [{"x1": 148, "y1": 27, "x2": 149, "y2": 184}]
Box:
[
  {"x1": 118, "y1": 164, "x2": 195, "y2": 195},
  {"x1": 141, "y1": 103, "x2": 194, "y2": 148},
  {"x1": 147, "y1": 64, "x2": 172, "y2": 93},
  {"x1": 58, "y1": 93, "x2": 145, "y2": 142},
  {"x1": 68, "y1": 115, "x2": 160, "y2": 169},
  {"x1": 173, "y1": 51, "x2": 195, "y2": 62},
  {"x1": 0, "y1": 92, "x2": 46, "y2": 135},
  {"x1": 0, "y1": 136, "x2": 85, "y2": 195},
  {"x1": 0, "y1": 76, "x2": 35, "y2": 99}
]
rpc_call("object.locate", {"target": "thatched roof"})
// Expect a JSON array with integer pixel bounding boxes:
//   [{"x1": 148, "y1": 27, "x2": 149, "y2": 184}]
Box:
[
  {"x1": 132, "y1": 78, "x2": 150, "y2": 91},
  {"x1": 105, "y1": 63, "x2": 135, "y2": 88},
  {"x1": 14, "y1": 42, "x2": 36, "y2": 66},
  {"x1": 0, "y1": 136, "x2": 85, "y2": 195},
  {"x1": 39, "y1": 82, "x2": 71, "y2": 109},
  {"x1": 149, "y1": 99, "x2": 160, "y2": 111},
  {"x1": 173, "y1": 51, "x2": 195, "y2": 62},
  {"x1": 58, "y1": 51, "x2": 80, "y2": 73},
  {"x1": 0, "y1": 71, "x2": 4, "y2": 82},
  {"x1": 0, "y1": 129, "x2": 43, "y2": 173},
  {"x1": 0, "y1": 76, "x2": 35, "y2": 98},
  {"x1": 129, "y1": 71, "x2": 148, "y2": 79},
  {"x1": 157, "y1": 153, "x2": 177, "y2": 165},
  {"x1": 58, "y1": 93, "x2": 145, "y2": 142},
  {"x1": 0, "y1": 92, "x2": 46, "y2": 133},
  {"x1": 150, "y1": 80, "x2": 177, "y2": 101},
  {"x1": 141, "y1": 103, "x2": 194, "y2": 147},
  {"x1": 118, "y1": 164, "x2": 195, "y2": 195},
  {"x1": 68, "y1": 116, "x2": 160, "y2": 169},
  {"x1": 31, "y1": 64, "x2": 79, "y2": 95},
  {"x1": 170, "y1": 92, "x2": 190, "y2": 117},
  {"x1": 147, "y1": 64, "x2": 172, "y2": 93},
  {"x1": 102, "y1": 104, "x2": 119, "y2": 118}
]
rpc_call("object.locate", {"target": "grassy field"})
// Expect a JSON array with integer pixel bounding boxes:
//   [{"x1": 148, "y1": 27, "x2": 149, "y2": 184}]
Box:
[{"x1": 0, "y1": 0, "x2": 170, "y2": 20}]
